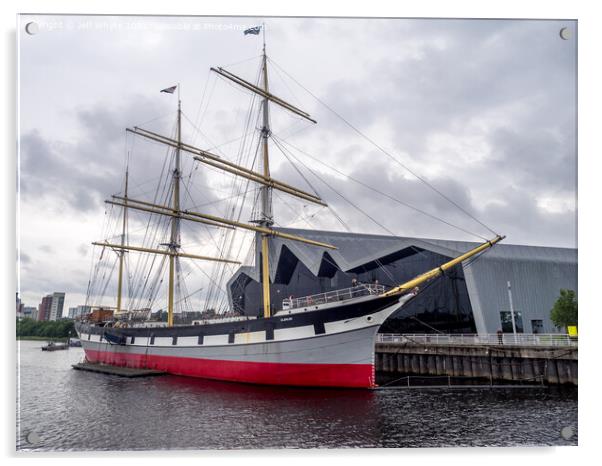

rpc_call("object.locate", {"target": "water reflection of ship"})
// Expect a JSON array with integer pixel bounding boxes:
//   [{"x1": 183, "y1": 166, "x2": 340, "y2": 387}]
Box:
[{"x1": 154, "y1": 375, "x2": 383, "y2": 447}]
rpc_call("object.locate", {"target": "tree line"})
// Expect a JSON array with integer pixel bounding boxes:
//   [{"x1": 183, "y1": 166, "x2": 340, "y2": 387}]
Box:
[
  {"x1": 16, "y1": 318, "x2": 75, "y2": 339},
  {"x1": 550, "y1": 289, "x2": 578, "y2": 331}
]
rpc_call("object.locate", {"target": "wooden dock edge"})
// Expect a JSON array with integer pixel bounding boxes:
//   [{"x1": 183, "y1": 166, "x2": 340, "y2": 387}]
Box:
[{"x1": 72, "y1": 362, "x2": 166, "y2": 378}]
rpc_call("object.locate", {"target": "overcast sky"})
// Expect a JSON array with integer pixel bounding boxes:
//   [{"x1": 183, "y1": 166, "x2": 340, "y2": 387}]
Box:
[{"x1": 17, "y1": 15, "x2": 577, "y2": 314}]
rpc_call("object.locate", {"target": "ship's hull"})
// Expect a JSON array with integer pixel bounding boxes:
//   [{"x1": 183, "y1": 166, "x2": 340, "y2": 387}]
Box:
[{"x1": 76, "y1": 293, "x2": 409, "y2": 388}]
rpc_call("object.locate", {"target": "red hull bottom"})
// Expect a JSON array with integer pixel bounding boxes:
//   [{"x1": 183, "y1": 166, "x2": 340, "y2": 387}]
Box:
[{"x1": 84, "y1": 349, "x2": 376, "y2": 389}]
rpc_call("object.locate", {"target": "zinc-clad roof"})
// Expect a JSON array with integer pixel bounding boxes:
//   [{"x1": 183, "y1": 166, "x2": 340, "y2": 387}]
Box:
[
  {"x1": 228, "y1": 228, "x2": 577, "y2": 335},
  {"x1": 265, "y1": 228, "x2": 576, "y2": 279}
]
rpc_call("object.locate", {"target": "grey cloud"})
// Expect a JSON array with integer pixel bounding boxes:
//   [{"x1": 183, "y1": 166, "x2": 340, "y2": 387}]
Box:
[
  {"x1": 320, "y1": 19, "x2": 575, "y2": 157},
  {"x1": 20, "y1": 95, "x2": 177, "y2": 213},
  {"x1": 480, "y1": 185, "x2": 576, "y2": 247},
  {"x1": 489, "y1": 125, "x2": 576, "y2": 193},
  {"x1": 77, "y1": 243, "x2": 88, "y2": 257},
  {"x1": 272, "y1": 153, "x2": 482, "y2": 238}
]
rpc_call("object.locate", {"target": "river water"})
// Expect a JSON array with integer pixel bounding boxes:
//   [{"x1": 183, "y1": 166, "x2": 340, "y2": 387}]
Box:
[{"x1": 16, "y1": 340, "x2": 577, "y2": 451}]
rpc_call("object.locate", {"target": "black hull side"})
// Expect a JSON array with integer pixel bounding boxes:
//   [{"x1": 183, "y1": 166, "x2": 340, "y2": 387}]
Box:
[{"x1": 76, "y1": 293, "x2": 401, "y2": 338}]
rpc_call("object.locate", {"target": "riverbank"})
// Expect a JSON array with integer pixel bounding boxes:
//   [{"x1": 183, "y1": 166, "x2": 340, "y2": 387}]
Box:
[
  {"x1": 17, "y1": 336, "x2": 69, "y2": 341},
  {"x1": 376, "y1": 335, "x2": 578, "y2": 386}
]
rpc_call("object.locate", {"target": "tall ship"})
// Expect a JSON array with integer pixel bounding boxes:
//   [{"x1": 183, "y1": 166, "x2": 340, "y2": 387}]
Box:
[{"x1": 75, "y1": 28, "x2": 503, "y2": 388}]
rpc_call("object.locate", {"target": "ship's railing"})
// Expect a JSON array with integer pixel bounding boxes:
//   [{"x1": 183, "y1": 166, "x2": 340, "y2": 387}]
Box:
[
  {"x1": 192, "y1": 315, "x2": 258, "y2": 326},
  {"x1": 282, "y1": 284, "x2": 385, "y2": 310},
  {"x1": 377, "y1": 333, "x2": 578, "y2": 347}
]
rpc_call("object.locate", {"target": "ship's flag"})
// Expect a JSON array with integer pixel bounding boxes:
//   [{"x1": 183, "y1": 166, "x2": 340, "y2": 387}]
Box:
[
  {"x1": 244, "y1": 26, "x2": 261, "y2": 36},
  {"x1": 160, "y1": 85, "x2": 177, "y2": 94}
]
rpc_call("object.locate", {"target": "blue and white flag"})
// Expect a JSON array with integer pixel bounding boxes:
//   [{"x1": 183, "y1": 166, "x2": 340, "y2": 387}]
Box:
[
  {"x1": 160, "y1": 85, "x2": 177, "y2": 94},
  {"x1": 244, "y1": 26, "x2": 261, "y2": 36}
]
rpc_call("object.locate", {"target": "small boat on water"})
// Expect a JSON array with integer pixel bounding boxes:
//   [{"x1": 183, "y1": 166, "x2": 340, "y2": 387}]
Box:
[{"x1": 41, "y1": 342, "x2": 69, "y2": 352}]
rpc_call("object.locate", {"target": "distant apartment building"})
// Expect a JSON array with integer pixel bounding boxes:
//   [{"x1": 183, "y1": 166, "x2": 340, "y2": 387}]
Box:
[
  {"x1": 16, "y1": 293, "x2": 24, "y2": 317},
  {"x1": 37, "y1": 295, "x2": 52, "y2": 321},
  {"x1": 48, "y1": 292, "x2": 66, "y2": 321},
  {"x1": 22, "y1": 306, "x2": 37, "y2": 320},
  {"x1": 68, "y1": 305, "x2": 91, "y2": 319},
  {"x1": 16, "y1": 294, "x2": 37, "y2": 320}
]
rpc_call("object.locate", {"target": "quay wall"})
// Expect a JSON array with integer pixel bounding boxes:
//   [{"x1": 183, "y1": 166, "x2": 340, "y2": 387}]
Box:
[{"x1": 375, "y1": 342, "x2": 577, "y2": 385}]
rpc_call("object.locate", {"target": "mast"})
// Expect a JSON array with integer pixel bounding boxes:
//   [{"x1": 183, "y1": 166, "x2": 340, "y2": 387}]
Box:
[
  {"x1": 167, "y1": 96, "x2": 182, "y2": 327},
  {"x1": 260, "y1": 31, "x2": 273, "y2": 319},
  {"x1": 109, "y1": 42, "x2": 330, "y2": 321},
  {"x1": 116, "y1": 167, "x2": 128, "y2": 314}
]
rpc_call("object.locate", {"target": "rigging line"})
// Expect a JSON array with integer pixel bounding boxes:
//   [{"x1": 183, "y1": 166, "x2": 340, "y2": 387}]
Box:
[
  {"x1": 268, "y1": 57, "x2": 499, "y2": 238},
  {"x1": 173, "y1": 285, "x2": 204, "y2": 309},
  {"x1": 181, "y1": 112, "x2": 229, "y2": 159},
  {"x1": 269, "y1": 58, "x2": 305, "y2": 110},
  {"x1": 272, "y1": 138, "x2": 398, "y2": 282},
  {"x1": 175, "y1": 256, "x2": 187, "y2": 314},
  {"x1": 270, "y1": 136, "x2": 351, "y2": 232},
  {"x1": 89, "y1": 255, "x2": 107, "y2": 305},
  {"x1": 122, "y1": 174, "x2": 176, "y2": 196},
  {"x1": 206, "y1": 92, "x2": 262, "y2": 311},
  {"x1": 266, "y1": 217, "x2": 358, "y2": 285},
  {"x1": 182, "y1": 103, "x2": 259, "y2": 230},
  {"x1": 462, "y1": 244, "x2": 494, "y2": 269},
  {"x1": 133, "y1": 112, "x2": 177, "y2": 131},
  {"x1": 270, "y1": 136, "x2": 322, "y2": 199},
  {"x1": 199, "y1": 63, "x2": 261, "y2": 312},
  {"x1": 273, "y1": 135, "x2": 396, "y2": 236},
  {"x1": 394, "y1": 246, "x2": 497, "y2": 332},
  {"x1": 373, "y1": 259, "x2": 396, "y2": 283},
  {"x1": 221, "y1": 54, "x2": 263, "y2": 70},
  {"x1": 201, "y1": 129, "x2": 257, "y2": 154},
  {"x1": 180, "y1": 165, "x2": 246, "y2": 209},
  {"x1": 126, "y1": 208, "x2": 170, "y2": 309},
  {"x1": 179, "y1": 184, "x2": 232, "y2": 255},
  {"x1": 215, "y1": 74, "x2": 265, "y2": 106},
  {"x1": 90, "y1": 207, "x2": 122, "y2": 303},
  {"x1": 182, "y1": 98, "x2": 261, "y2": 171},
  {"x1": 211, "y1": 178, "x2": 257, "y2": 311},
  {"x1": 209, "y1": 176, "x2": 256, "y2": 312},
  {"x1": 127, "y1": 126, "x2": 174, "y2": 306},
  {"x1": 88, "y1": 209, "x2": 113, "y2": 301},
  {"x1": 188, "y1": 257, "x2": 231, "y2": 303},
  {"x1": 272, "y1": 191, "x2": 318, "y2": 230},
  {"x1": 234, "y1": 66, "x2": 263, "y2": 165},
  {"x1": 189, "y1": 186, "x2": 262, "y2": 210},
  {"x1": 145, "y1": 248, "x2": 170, "y2": 310},
  {"x1": 178, "y1": 220, "x2": 237, "y2": 307},
  {"x1": 128, "y1": 207, "x2": 170, "y2": 310},
  {"x1": 85, "y1": 244, "x2": 105, "y2": 306},
  {"x1": 410, "y1": 315, "x2": 446, "y2": 334},
  {"x1": 97, "y1": 254, "x2": 119, "y2": 304},
  {"x1": 222, "y1": 62, "x2": 261, "y2": 171},
  {"x1": 124, "y1": 256, "x2": 134, "y2": 306},
  {"x1": 273, "y1": 134, "x2": 488, "y2": 242},
  {"x1": 276, "y1": 119, "x2": 313, "y2": 142},
  {"x1": 190, "y1": 69, "x2": 213, "y2": 148},
  {"x1": 273, "y1": 140, "x2": 451, "y2": 269},
  {"x1": 145, "y1": 255, "x2": 168, "y2": 311}
]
